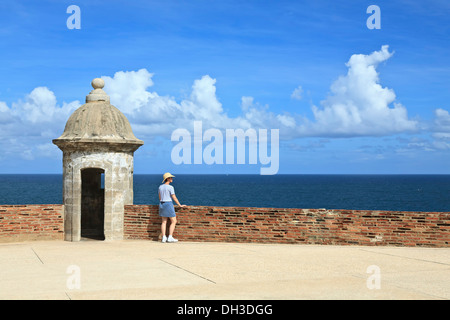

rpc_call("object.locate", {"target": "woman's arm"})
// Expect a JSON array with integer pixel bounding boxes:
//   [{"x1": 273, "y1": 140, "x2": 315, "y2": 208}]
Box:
[{"x1": 171, "y1": 194, "x2": 186, "y2": 207}]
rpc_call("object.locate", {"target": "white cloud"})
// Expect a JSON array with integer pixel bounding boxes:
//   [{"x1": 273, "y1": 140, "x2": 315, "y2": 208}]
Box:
[
  {"x1": 82, "y1": 47, "x2": 419, "y2": 140},
  {"x1": 434, "y1": 108, "x2": 450, "y2": 132},
  {"x1": 102, "y1": 69, "x2": 154, "y2": 115},
  {"x1": 0, "y1": 87, "x2": 80, "y2": 160},
  {"x1": 240, "y1": 96, "x2": 254, "y2": 112},
  {"x1": 0, "y1": 45, "x2": 432, "y2": 168},
  {"x1": 13, "y1": 87, "x2": 58, "y2": 123},
  {"x1": 6, "y1": 87, "x2": 80, "y2": 135},
  {"x1": 102, "y1": 70, "x2": 303, "y2": 137},
  {"x1": 300, "y1": 45, "x2": 418, "y2": 137},
  {"x1": 291, "y1": 85, "x2": 303, "y2": 100},
  {"x1": 0, "y1": 101, "x2": 12, "y2": 124},
  {"x1": 102, "y1": 70, "x2": 251, "y2": 134},
  {"x1": 430, "y1": 108, "x2": 450, "y2": 150},
  {"x1": 100, "y1": 46, "x2": 419, "y2": 142},
  {"x1": 277, "y1": 114, "x2": 296, "y2": 128}
]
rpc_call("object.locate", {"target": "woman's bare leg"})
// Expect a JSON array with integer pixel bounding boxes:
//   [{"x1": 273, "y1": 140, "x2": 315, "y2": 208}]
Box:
[
  {"x1": 168, "y1": 217, "x2": 177, "y2": 236},
  {"x1": 161, "y1": 217, "x2": 168, "y2": 237}
]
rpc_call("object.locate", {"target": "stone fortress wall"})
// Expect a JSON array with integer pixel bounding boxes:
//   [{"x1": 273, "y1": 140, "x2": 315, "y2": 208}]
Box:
[{"x1": 1, "y1": 204, "x2": 448, "y2": 247}]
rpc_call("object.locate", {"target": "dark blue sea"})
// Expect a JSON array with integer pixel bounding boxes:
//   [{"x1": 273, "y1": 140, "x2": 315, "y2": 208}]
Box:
[{"x1": 0, "y1": 174, "x2": 449, "y2": 212}]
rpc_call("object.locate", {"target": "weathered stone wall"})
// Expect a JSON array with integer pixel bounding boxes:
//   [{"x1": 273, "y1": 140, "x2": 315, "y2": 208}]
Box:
[{"x1": 62, "y1": 148, "x2": 134, "y2": 241}]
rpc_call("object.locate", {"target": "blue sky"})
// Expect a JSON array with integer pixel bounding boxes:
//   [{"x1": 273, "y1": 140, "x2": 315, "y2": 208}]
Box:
[{"x1": 0, "y1": 0, "x2": 449, "y2": 174}]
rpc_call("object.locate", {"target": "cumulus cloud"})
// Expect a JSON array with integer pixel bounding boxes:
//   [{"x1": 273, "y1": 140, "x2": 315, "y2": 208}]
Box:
[
  {"x1": 102, "y1": 71, "x2": 237, "y2": 134},
  {"x1": 4, "y1": 87, "x2": 79, "y2": 135},
  {"x1": 100, "y1": 46, "x2": 418, "y2": 141},
  {"x1": 0, "y1": 102, "x2": 12, "y2": 124},
  {"x1": 291, "y1": 85, "x2": 303, "y2": 100},
  {"x1": 301, "y1": 45, "x2": 418, "y2": 137},
  {"x1": 101, "y1": 69, "x2": 287, "y2": 135},
  {"x1": 0, "y1": 87, "x2": 80, "y2": 160},
  {"x1": 434, "y1": 108, "x2": 450, "y2": 132},
  {"x1": 238, "y1": 96, "x2": 297, "y2": 134},
  {"x1": 102, "y1": 68, "x2": 154, "y2": 115},
  {"x1": 430, "y1": 108, "x2": 450, "y2": 150},
  {"x1": 0, "y1": 45, "x2": 434, "y2": 166}
]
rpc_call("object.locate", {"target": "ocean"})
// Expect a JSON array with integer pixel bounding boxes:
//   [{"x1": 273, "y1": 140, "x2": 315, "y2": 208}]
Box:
[{"x1": 0, "y1": 174, "x2": 449, "y2": 212}]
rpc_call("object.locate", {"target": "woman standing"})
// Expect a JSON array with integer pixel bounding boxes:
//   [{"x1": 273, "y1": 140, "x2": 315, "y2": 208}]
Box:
[{"x1": 158, "y1": 172, "x2": 186, "y2": 243}]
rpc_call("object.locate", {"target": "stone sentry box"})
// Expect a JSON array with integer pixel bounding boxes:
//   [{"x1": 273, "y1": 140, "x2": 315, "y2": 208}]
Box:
[{"x1": 53, "y1": 78, "x2": 143, "y2": 241}]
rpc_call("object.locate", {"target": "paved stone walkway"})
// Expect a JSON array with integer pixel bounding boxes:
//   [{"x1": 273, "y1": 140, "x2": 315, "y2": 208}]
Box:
[{"x1": 0, "y1": 240, "x2": 448, "y2": 300}]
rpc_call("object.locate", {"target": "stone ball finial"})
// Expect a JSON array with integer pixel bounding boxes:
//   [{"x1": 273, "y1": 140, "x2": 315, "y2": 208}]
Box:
[
  {"x1": 86, "y1": 77, "x2": 109, "y2": 103},
  {"x1": 91, "y1": 78, "x2": 105, "y2": 89}
]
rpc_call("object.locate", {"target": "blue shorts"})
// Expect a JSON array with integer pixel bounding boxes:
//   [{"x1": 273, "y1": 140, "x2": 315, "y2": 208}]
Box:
[{"x1": 159, "y1": 201, "x2": 176, "y2": 218}]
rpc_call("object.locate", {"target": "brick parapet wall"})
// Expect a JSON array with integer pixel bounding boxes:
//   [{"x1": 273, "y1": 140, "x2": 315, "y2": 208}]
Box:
[
  {"x1": 0, "y1": 205, "x2": 64, "y2": 243},
  {"x1": 1, "y1": 204, "x2": 448, "y2": 247},
  {"x1": 124, "y1": 205, "x2": 450, "y2": 247}
]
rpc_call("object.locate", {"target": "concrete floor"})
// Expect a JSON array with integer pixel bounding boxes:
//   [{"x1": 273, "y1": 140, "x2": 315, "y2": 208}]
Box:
[{"x1": 0, "y1": 240, "x2": 449, "y2": 300}]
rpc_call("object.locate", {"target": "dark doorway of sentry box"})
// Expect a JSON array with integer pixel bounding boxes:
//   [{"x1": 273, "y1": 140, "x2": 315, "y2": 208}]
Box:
[{"x1": 81, "y1": 168, "x2": 105, "y2": 240}]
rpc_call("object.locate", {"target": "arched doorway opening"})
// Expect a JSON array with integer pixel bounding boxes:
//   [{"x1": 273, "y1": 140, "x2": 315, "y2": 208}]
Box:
[{"x1": 81, "y1": 168, "x2": 105, "y2": 240}]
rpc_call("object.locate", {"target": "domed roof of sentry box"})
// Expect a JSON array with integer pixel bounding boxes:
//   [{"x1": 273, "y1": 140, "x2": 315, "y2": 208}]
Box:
[{"x1": 53, "y1": 78, "x2": 143, "y2": 151}]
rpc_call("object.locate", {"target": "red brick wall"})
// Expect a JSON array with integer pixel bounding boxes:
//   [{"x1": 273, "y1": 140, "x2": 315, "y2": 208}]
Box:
[
  {"x1": 124, "y1": 205, "x2": 450, "y2": 247},
  {"x1": 0, "y1": 205, "x2": 64, "y2": 243},
  {"x1": 1, "y1": 204, "x2": 448, "y2": 247}
]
